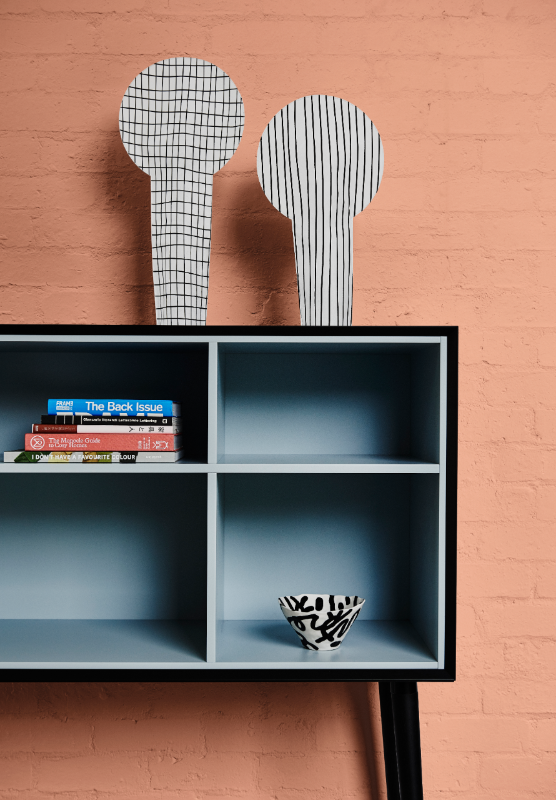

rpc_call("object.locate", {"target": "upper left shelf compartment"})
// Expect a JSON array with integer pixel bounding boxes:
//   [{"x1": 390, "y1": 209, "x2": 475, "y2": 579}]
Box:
[{"x1": 0, "y1": 339, "x2": 209, "y2": 466}]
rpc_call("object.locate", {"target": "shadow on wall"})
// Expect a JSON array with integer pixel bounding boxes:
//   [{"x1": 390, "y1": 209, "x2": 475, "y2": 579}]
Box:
[
  {"x1": 99, "y1": 126, "x2": 156, "y2": 324},
  {"x1": 0, "y1": 682, "x2": 385, "y2": 794},
  {"x1": 350, "y1": 682, "x2": 384, "y2": 799},
  {"x1": 211, "y1": 172, "x2": 299, "y2": 326}
]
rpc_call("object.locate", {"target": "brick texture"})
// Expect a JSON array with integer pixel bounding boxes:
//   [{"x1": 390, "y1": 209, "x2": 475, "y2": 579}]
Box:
[{"x1": 1, "y1": 0, "x2": 555, "y2": 797}]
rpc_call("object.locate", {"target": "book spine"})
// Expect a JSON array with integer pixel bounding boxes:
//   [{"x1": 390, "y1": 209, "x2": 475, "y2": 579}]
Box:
[
  {"x1": 5, "y1": 451, "x2": 183, "y2": 463},
  {"x1": 47, "y1": 400, "x2": 180, "y2": 416},
  {"x1": 33, "y1": 425, "x2": 78, "y2": 433},
  {"x1": 41, "y1": 415, "x2": 181, "y2": 431},
  {"x1": 33, "y1": 424, "x2": 177, "y2": 434},
  {"x1": 25, "y1": 433, "x2": 182, "y2": 452}
]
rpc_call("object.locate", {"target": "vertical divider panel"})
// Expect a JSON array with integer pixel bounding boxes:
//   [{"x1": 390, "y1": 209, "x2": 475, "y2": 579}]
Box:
[
  {"x1": 217, "y1": 344, "x2": 226, "y2": 462},
  {"x1": 437, "y1": 336, "x2": 448, "y2": 669},
  {"x1": 207, "y1": 342, "x2": 218, "y2": 464},
  {"x1": 215, "y1": 474, "x2": 225, "y2": 655},
  {"x1": 207, "y1": 342, "x2": 220, "y2": 659},
  {"x1": 206, "y1": 472, "x2": 218, "y2": 662}
]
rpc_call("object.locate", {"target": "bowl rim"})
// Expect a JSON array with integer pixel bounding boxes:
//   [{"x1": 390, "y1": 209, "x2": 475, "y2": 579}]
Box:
[{"x1": 278, "y1": 594, "x2": 365, "y2": 611}]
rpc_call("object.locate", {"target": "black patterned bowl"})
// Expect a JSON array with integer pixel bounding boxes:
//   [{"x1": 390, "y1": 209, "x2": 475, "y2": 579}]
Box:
[{"x1": 278, "y1": 594, "x2": 365, "y2": 651}]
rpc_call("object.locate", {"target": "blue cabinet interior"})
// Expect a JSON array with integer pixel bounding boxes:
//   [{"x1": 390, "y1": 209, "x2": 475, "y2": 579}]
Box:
[
  {"x1": 0, "y1": 328, "x2": 454, "y2": 679},
  {"x1": 0, "y1": 474, "x2": 207, "y2": 663},
  {"x1": 218, "y1": 343, "x2": 440, "y2": 463},
  {"x1": 222, "y1": 474, "x2": 413, "y2": 622},
  {"x1": 0, "y1": 474, "x2": 206, "y2": 620},
  {"x1": 216, "y1": 473, "x2": 439, "y2": 666},
  {"x1": 0, "y1": 343, "x2": 208, "y2": 462}
]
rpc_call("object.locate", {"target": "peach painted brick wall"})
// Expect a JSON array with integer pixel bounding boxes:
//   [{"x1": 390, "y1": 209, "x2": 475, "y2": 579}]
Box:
[{"x1": 1, "y1": 0, "x2": 556, "y2": 797}]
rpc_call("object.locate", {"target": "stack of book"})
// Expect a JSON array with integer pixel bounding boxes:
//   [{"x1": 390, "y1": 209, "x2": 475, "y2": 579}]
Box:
[{"x1": 4, "y1": 399, "x2": 183, "y2": 464}]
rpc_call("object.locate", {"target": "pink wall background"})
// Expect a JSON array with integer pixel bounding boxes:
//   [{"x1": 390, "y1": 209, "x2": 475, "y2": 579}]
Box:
[{"x1": 1, "y1": 0, "x2": 556, "y2": 796}]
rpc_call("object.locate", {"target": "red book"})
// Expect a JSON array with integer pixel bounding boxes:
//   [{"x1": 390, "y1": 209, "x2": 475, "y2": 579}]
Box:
[
  {"x1": 25, "y1": 433, "x2": 182, "y2": 452},
  {"x1": 32, "y1": 425, "x2": 79, "y2": 433}
]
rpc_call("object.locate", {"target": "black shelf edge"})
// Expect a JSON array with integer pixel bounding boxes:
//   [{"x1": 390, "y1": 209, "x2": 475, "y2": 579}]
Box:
[
  {"x1": 0, "y1": 324, "x2": 458, "y2": 338},
  {"x1": 0, "y1": 668, "x2": 456, "y2": 682}
]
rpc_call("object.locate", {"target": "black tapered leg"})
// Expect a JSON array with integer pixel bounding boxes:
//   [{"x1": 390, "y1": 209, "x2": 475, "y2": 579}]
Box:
[
  {"x1": 379, "y1": 682, "x2": 401, "y2": 800},
  {"x1": 379, "y1": 682, "x2": 424, "y2": 800},
  {"x1": 391, "y1": 682, "x2": 424, "y2": 800}
]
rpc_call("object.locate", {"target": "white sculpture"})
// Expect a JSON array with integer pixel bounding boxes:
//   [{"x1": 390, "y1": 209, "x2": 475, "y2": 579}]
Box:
[
  {"x1": 120, "y1": 58, "x2": 244, "y2": 325},
  {"x1": 257, "y1": 95, "x2": 384, "y2": 326}
]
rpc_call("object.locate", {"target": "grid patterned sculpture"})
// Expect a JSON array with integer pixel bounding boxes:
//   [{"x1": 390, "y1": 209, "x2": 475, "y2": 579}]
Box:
[
  {"x1": 257, "y1": 95, "x2": 384, "y2": 326},
  {"x1": 120, "y1": 58, "x2": 244, "y2": 325}
]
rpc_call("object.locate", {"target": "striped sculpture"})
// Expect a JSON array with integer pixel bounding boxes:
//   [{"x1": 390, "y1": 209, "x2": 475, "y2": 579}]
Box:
[
  {"x1": 257, "y1": 95, "x2": 384, "y2": 326},
  {"x1": 120, "y1": 58, "x2": 244, "y2": 325}
]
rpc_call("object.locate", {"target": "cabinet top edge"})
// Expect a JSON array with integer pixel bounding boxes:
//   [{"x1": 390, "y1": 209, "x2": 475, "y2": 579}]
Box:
[
  {"x1": 0, "y1": 325, "x2": 458, "y2": 340},
  {"x1": 0, "y1": 335, "x2": 444, "y2": 345}
]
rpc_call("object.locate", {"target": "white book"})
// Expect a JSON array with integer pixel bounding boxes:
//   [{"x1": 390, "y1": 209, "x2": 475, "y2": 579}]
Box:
[{"x1": 4, "y1": 450, "x2": 184, "y2": 464}]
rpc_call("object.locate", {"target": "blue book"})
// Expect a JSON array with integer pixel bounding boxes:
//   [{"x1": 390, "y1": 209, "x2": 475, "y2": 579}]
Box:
[{"x1": 47, "y1": 399, "x2": 181, "y2": 417}]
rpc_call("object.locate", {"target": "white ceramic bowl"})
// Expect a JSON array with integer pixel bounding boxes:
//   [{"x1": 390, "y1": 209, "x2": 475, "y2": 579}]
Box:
[{"x1": 278, "y1": 594, "x2": 365, "y2": 651}]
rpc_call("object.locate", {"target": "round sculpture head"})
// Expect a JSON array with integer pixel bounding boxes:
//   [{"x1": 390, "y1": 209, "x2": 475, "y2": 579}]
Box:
[
  {"x1": 257, "y1": 95, "x2": 383, "y2": 221},
  {"x1": 257, "y1": 95, "x2": 384, "y2": 326},
  {"x1": 120, "y1": 57, "x2": 245, "y2": 177}
]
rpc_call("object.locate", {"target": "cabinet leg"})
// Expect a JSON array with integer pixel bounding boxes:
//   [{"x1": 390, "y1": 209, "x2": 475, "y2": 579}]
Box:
[
  {"x1": 379, "y1": 682, "x2": 424, "y2": 800},
  {"x1": 379, "y1": 682, "x2": 401, "y2": 800}
]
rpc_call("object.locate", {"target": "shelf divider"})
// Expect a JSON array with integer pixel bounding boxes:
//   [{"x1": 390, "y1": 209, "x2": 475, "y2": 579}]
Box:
[
  {"x1": 206, "y1": 472, "x2": 218, "y2": 662},
  {"x1": 207, "y1": 342, "x2": 218, "y2": 464}
]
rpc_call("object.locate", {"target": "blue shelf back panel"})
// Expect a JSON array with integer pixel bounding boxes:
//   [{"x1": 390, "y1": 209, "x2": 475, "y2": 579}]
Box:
[
  {"x1": 223, "y1": 352, "x2": 411, "y2": 456},
  {"x1": 222, "y1": 473, "x2": 420, "y2": 621},
  {"x1": 222, "y1": 348, "x2": 439, "y2": 461},
  {"x1": 0, "y1": 474, "x2": 207, "y2": 620}
]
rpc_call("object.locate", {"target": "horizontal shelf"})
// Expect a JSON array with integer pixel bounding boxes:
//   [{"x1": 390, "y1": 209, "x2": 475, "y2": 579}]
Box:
[
  {"x1": 0, "y1": 620, "x2": 206, "y2": 665},
  {"x1": 0, "y1": 457, "x2": 439, "y2": 474},
  {"x1": 0, "y1": 460, "x2": 208, "y2": 474},
  {"x1": 0, "y1": 619, "x2": 438, "y2": 670},
  {"x1": 216, "y1": 620, "x2": 438, "y2": 668},
  {"x1": 216, "y1": 455, "x2": 439, "y2": 473}
]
